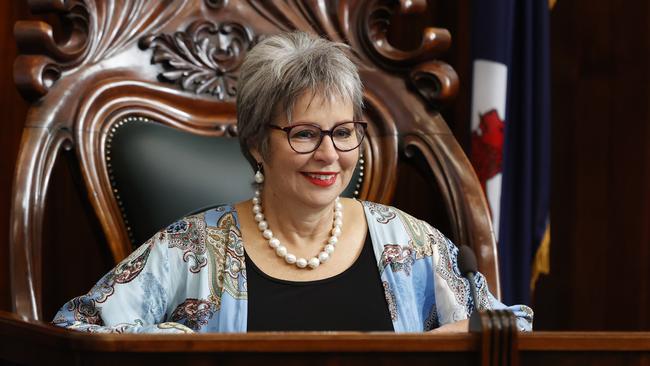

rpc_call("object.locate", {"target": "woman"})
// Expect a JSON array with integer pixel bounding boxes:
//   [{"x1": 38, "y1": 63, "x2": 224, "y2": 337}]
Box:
[{"x1": 52, "y1": 31, "x2": 533, "y2": 333}]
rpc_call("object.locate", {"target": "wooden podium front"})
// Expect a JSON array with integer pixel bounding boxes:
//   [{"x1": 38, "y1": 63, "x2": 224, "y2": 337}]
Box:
[
  {"x1": 520, "y1": 332, "x2": 650, "y2": 366},
  {"x1": 1, "y1": 311, "x2": 649, "y2": 366}
]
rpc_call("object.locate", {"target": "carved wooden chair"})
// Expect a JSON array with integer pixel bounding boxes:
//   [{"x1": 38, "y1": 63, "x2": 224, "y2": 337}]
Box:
[{"x1": 11, "y1": 0, "x2": 498, "y2": 321}]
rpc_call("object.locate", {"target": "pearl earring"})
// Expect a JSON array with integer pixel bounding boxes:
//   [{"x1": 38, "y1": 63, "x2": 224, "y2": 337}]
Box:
[{"x1": 254, "y1": 162, "x2": 264, "y2": 184}]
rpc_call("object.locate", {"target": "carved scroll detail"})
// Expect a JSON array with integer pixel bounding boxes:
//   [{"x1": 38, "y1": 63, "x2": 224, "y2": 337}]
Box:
[
  {"x1": 355, "y1": 0, "x2": 458, "y2": 105},
  {"x1": 140, "y1": 21, "x2": 257, "y2": 99},
  {"x1": 360, "y1": 0, "x2": 451, "y2": 66},
  {"x1": 409, "y1": 61, "x2": 459, "y2": 107},
  {"x1": 14, "y1": 0, "x2": 188, "y2": 101}
]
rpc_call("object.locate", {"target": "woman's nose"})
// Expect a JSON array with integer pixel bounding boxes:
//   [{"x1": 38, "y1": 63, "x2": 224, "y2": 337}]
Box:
[{"x1": 312, "y1": 135, "x2": 339, "y2": 163}]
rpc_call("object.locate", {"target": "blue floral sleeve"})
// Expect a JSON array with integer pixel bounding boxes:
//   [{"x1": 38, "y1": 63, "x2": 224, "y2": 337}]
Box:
[
  {"x1": 51, "y1": 236, "x2": 193, "y2": 334},
  {"x1": 433, "y1": 228, "x2": 534, "y2": 332}
]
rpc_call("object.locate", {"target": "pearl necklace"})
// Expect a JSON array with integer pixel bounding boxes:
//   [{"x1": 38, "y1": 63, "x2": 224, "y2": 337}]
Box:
[{"x1": 252, "y1": 189, "x2": 343, "y2": 269}]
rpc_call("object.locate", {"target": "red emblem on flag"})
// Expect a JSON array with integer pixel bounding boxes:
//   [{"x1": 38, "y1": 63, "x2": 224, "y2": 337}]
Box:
[{"x1": 471, "y1": 109, "x2": 505, "y2": 192}]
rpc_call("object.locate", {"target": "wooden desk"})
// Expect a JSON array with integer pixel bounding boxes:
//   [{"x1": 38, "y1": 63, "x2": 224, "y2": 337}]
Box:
[
  {"x1": 520, "y1": 332, "x2": 650, "y2": 366},
  {"x1": 0, "y1": 311, "x2": 481, "y2": 365},
  {"x1": 1, "y1": 311, "x2": 649, "y2": 366}
]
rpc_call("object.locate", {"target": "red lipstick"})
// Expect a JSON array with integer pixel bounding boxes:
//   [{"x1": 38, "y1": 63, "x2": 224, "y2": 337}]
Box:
[{"x1": 302, "y1": 172, "x2": 338, "y2": 187}]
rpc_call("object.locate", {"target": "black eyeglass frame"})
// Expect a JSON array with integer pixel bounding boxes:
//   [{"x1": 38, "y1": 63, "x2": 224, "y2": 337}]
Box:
[{"x1": 268, "y1": 121, "x2": 368, "y2": 154}]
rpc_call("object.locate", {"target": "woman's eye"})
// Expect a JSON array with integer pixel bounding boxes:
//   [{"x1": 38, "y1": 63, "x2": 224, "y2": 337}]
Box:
[
  {"x1": 333, "y1": 128, "x2": 353, "y2": 138},
  {"x1": 292, "y1": 129, "x2": 318, "y2": 139}
]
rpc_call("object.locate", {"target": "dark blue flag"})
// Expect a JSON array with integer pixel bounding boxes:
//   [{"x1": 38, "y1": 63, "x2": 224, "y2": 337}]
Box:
[{"x1": 470, "y1": 0, "x2": 552, "y2": 305}]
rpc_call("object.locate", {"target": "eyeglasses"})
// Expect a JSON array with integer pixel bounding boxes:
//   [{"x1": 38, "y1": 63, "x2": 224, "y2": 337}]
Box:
[{"x1": 268, "y1": 121, "x2": 368, "y2": 154}]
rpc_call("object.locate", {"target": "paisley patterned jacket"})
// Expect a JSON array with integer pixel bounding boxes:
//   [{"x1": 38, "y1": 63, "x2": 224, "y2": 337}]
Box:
[{"x1": 52, "y1": 202, "x2": 533, "y2": 333}]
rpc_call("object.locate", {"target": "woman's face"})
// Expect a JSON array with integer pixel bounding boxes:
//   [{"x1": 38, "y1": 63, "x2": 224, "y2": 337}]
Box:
[{"x1": 255, "y1": 93, "x2": 359, "y2": 209}]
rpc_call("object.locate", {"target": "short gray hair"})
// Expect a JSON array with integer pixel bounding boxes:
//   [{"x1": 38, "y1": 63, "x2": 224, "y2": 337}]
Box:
[{"x1": 236, "y1": 31, "x2": 364, "y2": 169}]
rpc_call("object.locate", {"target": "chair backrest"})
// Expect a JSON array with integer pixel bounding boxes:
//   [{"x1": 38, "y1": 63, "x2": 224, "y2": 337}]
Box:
[
  {"x1": 11, "y1": 0, "x2": 499, "y2": 320},
  {"x1": 107, "y1": 116, "x2": 364, "y2": 247}
]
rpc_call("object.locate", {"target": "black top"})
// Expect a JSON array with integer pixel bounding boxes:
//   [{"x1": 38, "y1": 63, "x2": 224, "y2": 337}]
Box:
[{"x1": 245, "y1": 232, "x2": 394, "y2": 331}]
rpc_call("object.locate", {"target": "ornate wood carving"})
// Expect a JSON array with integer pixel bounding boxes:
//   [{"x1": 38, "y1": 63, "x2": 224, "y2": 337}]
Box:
[
  {"x1": 409, "y1": 61, "x2": 460, "y2": 108},
  {"x1": 246, "y1": 0, "x2": 459, "y2": 107},
  {"x1": 139, "y1": 21, "x2": 257, "y2": 99},
  {"x1": 14, "y1": 0, "x2": 188, "y2": 101},
  {"x1": 357, "y1": 0, "x2": 459, "y2": 107},
  {"x1": 361, "y1": 0, "x2": 451, "y2": 64}
]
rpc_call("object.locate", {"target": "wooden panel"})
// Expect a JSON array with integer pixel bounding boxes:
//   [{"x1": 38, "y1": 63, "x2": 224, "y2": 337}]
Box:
[
  {"x1": 608, "y1": 1, "x2": 650, "y2": 331},
  {"x1": 533, "y1": 0, "x2": 650, "y2": 330},
  {"x1": 520, "y1": 332, "x2": 650, "y2": 366}
]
